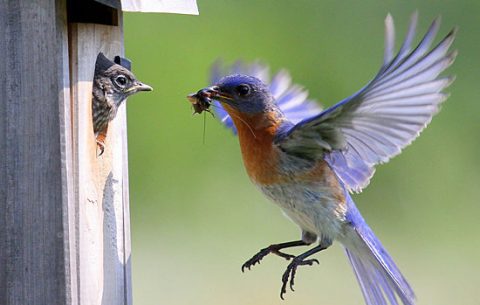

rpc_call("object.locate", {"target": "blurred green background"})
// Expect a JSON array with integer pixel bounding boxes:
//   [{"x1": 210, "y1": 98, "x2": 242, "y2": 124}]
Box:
[{"x1": 123, "y1": 1, "x2": 480, "y2": 304}]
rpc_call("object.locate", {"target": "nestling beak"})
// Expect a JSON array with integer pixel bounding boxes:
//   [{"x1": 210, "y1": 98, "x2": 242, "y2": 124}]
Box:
[{"x1": 126, "y1": 81, "x2": 153, "y2": 93}]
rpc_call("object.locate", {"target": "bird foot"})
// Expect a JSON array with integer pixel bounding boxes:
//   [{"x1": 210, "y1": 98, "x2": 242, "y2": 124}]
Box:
[
  {"x1": 280, "y1": 257, "x2": 319, "y2": 299},
  {"x1": 242, "y1": 245, "x2": 296, "y2": 272},
  {"x1": 96, "y1": 140, "x2": 105, "y2": 157}
]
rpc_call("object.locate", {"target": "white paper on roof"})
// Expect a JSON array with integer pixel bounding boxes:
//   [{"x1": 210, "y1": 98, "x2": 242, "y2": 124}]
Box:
[{"x1": 121, "y1": 0, "x2": 198, "y2": 15}]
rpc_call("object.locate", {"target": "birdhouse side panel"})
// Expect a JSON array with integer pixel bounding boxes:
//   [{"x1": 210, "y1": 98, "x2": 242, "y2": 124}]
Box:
[{"x1": 68, "y1": 16, "x2": 132, "y2": 305}]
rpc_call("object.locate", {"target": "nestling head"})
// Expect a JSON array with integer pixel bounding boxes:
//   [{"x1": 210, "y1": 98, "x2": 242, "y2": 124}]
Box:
[
  {"x1": 94, "y1": 53, "x2": 152, "y2": 106},
  {"x1": 204, "y1": 74, "x2": 275, "y2": 114}
]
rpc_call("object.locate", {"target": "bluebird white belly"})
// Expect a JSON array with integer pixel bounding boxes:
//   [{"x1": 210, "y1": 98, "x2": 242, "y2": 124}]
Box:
[{"x1": 258, "y1": 182, "x2": 348, "y2": 240}]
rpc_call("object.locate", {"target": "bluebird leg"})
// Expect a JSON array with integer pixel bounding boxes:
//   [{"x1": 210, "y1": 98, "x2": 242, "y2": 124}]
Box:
[
  {"x1": 242, "y1": 240, "x2": 311, "y2": 272},
  {"x1": 280, "y1": 243, "x2": 330, "y2": 300}
]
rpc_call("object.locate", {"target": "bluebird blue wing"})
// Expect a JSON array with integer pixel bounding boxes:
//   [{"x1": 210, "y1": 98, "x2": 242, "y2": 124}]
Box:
[
  {"x1": 272, "y1": 69, "x2": 322, "y2": 124},
  {"x1": 210, "y1": 61, "x2": 323, "y2": 134},
  {"x1": 276, "y1": 12, "x2": 457, "y2": 193}
]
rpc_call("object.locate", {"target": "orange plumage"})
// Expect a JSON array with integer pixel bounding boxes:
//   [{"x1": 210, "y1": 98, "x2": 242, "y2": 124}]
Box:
[{"x1": 222, "y1": 105, "x2": 286, "y2": 185}]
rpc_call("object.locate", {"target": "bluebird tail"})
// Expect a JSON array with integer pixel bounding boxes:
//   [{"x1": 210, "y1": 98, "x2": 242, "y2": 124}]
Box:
[{"x1": 345, "y1": 196, "x2": 415, "y2": 305}]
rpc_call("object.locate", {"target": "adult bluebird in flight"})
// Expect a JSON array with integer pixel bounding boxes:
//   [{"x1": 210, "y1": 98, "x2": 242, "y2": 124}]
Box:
[{"x1": 189, "y1": 13, "x2": 456, "y2": 305}]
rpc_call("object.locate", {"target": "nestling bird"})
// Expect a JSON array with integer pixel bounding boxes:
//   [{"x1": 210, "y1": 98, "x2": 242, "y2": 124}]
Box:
[
  {"x1": 92, "y1": 52, "x2": 152, "y2": 155},
  {"x1": 189, "y1": 13, "x2": 456, "y2": 305}
]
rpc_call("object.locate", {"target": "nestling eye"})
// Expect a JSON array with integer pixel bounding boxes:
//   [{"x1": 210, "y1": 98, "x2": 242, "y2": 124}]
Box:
[
  {"x1": 236, "y1": 84, "x2": 251, "y2": 96},
  {"x1": 115, "y1": 75, "x2": 128, "y2": 87}
]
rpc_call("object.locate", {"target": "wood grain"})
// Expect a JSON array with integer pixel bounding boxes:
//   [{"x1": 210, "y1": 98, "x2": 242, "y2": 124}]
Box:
[
  {"x1": 0, "y1": 0, "x2": 71, "y2": 304},
  {"x1": 69, "y1": 15, "x2": 132, "y2": 305}
]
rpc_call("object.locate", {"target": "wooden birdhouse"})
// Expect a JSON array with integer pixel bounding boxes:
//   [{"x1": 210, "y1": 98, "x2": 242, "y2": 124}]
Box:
[{"x1": 0, "y1": 1, "x2": 197, "y2": 304}]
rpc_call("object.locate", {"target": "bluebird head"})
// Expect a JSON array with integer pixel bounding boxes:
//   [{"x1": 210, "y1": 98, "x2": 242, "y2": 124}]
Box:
[{"x1": 204, "y1": 74, "x2": 275, "y2": 114}]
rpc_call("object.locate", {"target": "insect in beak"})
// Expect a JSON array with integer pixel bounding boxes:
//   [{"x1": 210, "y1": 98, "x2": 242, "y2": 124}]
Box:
[
  {"x1": 187, "y1": 92, "x2": 212, "y2": 115},
  {"x1": 187, "y1": 86, "x2": 216, "y2": 114},
  {"x1": 187, "y1": 86, "x2": 234, "y2": 115}
]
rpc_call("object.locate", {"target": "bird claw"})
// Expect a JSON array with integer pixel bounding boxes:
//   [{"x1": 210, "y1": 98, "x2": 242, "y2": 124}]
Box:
[
  {"x1": 280, "y1": 258, "x2": 319, "y2": 300},
  {"x1": 242, "y1": 245, "x2": 296, "y2": 272},
  {"x1": 96, "y1": 140, "x2": 105, "y2": 157}
]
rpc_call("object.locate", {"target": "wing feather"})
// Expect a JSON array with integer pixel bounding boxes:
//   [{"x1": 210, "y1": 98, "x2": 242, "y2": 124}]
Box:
[{"x1": 275, "y1": 13, "x2": 456, "y2": 192}]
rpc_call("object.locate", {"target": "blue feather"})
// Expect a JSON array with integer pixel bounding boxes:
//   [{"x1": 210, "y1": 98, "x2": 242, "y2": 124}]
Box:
[
  {"x1": 275, "y1": 13, "x2": 456, "y2": 193},
  {"x1": 345, "y1": 194, "x2": 415, "y2": 305},
  {"x1": 210, "y1": 61, "x2": 323, "y2": 134}
]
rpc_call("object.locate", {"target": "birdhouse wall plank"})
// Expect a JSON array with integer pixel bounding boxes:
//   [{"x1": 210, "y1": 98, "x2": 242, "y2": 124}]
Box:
[
  {"x1": 68, "y1": 14, "x2": 132, "y2": 305},
  {"x1": 0, "y1": 0, "x2": 73, "y2": 304}
]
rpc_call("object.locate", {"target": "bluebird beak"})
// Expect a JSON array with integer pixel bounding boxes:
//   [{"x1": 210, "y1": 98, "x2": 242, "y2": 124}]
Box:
[{"x1": 202, "y1": 86, "x2": 233, "y2": 101}]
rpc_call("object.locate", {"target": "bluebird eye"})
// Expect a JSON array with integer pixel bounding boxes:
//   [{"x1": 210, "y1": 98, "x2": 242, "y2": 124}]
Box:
[
  {"x1": 115, "y1": 75, "x2": 128, "y2": 87},
  {"x1": 236, "y1": 84, "x2": 250, "y2": 96}
]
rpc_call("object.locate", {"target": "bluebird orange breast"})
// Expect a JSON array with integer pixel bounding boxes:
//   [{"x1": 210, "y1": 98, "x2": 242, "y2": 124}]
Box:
[{"x1": 222, "y1": 105, "x2": 286, "y2": 185}]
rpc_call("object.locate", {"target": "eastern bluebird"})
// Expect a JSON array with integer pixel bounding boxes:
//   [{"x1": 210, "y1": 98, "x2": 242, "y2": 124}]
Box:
[
  {"x1": 93, "y1": 52, "x2": 152, "y2": 155},
  {"x1": 189, "y1": 13, "x2": 456, "y2": 305}
]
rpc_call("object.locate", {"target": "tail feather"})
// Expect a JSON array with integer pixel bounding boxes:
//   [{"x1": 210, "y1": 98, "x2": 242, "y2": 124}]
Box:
[
  {"x1": 346, "y1": 249, "x2": 396, "y2": 305},
  {"x1": 344, "y1": 224, "x2": 415, "y2": 305}
]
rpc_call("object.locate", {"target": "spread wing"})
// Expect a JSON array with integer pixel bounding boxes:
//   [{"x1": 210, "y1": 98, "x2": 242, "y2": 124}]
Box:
[
  {"x1": 210, "y1": 61, "x2": 323, "y2": 134},
  {"x1": 275, "y1": 12, "x2": 457, "y2": 193}
]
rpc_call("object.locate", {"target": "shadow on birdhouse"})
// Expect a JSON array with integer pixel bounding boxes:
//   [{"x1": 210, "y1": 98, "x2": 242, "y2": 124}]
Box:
[{"x1": 68, "y1": 0, "x2": 120, "y2": 25}]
